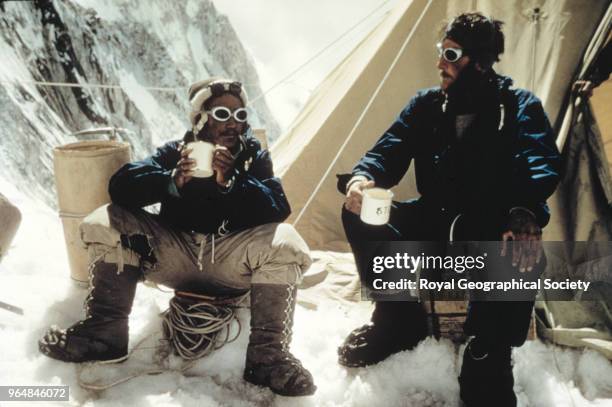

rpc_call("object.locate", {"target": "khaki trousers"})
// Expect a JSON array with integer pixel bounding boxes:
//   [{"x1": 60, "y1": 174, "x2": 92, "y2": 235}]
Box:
[{"x1": 79, "y1": 204, "x2": 312, "y2": 295}]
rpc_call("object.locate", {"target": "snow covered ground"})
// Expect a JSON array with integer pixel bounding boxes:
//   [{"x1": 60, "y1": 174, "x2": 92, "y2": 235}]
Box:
[{"x1": 1, "y1": 178, "x2": 612, "y2": 406}]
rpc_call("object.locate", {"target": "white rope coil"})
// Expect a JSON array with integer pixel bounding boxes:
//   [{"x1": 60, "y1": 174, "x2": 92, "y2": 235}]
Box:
[{"x1": 161, "y1": 292, "x2": 249, "y2": 361}]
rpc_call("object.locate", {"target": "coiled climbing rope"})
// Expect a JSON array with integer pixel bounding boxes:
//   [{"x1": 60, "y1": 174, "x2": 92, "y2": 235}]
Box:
[{"x1": 77, "y1": 290, "x2": 249, "y2": 391}]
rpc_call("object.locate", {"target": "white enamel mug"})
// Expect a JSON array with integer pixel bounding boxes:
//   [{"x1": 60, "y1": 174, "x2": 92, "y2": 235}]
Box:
[
  {"x1": 186, "y1": 141, "x2": 215, "y2": 178},
  {"x1": 360, "y1": 188, "x2": 394, "y2": 225}
]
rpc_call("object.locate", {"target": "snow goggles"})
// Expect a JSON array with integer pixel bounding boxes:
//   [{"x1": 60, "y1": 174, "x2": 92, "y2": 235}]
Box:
[
  {"x1": 209, "y1": 81, "x2": 244, "y2": 99},
  {"x1": 207, "y1": 106, "x2": 248, "y2": 123},
  {"x1": 436, "y1": 42, "x2": 464, "y2": 63}
]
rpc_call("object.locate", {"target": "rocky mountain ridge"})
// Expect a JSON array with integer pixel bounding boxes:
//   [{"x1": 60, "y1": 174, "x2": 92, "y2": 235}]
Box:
[{"x1": 0, "y1": 0, "x2": 279, "y2": 207}]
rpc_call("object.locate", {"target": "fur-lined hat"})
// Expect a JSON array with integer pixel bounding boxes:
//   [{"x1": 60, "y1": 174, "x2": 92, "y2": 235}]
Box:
[{"x1": 188, "y1": 78, "x2": 248, "y2": 134}]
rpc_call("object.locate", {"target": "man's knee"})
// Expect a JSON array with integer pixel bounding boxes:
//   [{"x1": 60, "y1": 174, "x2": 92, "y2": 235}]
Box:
[
  {"x1": 270, "y1": 223, "x2": 306, "y2": 246},
  {"x1": 80, "y1": 204, "x2": 122, "y2": 248},
  {"x1": 269, "y1": 223, "x2": 311, "y2": 269},
  {"x1": 79, "y1": 204, "x2": 144, "y2": 269},
  {"x1": 80, "y1": 203, "x2": 150, "y2": 245},
  {"x1": 248, "y1": 223, "x2": 312, "y2": 284}
]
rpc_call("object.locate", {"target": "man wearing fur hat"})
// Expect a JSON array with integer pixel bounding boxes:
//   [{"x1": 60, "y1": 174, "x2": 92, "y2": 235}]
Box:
[
  {"x1": 39, "y1": 78, "x2": 316, "y2": 397},
  {"x1": 338, "y1": 13, "x2": 560, "y2": 406}
]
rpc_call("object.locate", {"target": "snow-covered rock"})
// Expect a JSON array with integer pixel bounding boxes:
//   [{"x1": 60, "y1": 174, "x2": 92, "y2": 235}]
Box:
[{"x1": 0, "y1": 0, "x2": 279, "y2": 208}]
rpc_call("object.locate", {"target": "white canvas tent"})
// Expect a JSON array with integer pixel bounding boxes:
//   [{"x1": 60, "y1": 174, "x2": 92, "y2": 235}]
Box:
[
  {"x1": 271, "y1": 0, "x2": 612, "y2": 356},
  {"x1": 272, "y1": 0, "x2": 611, "y2": 251}
]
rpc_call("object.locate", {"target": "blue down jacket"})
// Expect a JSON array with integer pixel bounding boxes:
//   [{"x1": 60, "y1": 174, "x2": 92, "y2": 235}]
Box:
[
  {"x1": 109, "y1": 129, "x2": 290, "y2": 234},
  {"x1": 350, "y1": 75, "x2": 560, "y2": 227}
]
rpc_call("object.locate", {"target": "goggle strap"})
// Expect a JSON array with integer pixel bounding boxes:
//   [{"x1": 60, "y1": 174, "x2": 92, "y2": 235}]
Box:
[{"x1": 194, "y1": 112, "x2": 207, "y2": 134}]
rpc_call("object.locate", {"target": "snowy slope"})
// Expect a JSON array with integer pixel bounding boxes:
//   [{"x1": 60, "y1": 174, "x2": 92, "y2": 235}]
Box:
[
  {"x1": 0, "y1": 0, "x2": 279, "y2": 208},
  {"x1": 0, "y1": 180, "x2": 611, "y2": 406}
]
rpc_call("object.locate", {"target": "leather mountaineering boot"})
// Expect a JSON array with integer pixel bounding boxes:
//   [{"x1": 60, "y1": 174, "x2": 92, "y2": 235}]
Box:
[
  {"x1": 338, "y1": 301, "x2": 428, "y2": 367},
  {"x1": 244, "y1": 283, "x2": 316, "y2": 396},
  {"x1": 459, "y1": 338, "x2": 516, "y2": 407},
  {"x1": 39, "y1": 262, "x2": 140, "y2": 363}
]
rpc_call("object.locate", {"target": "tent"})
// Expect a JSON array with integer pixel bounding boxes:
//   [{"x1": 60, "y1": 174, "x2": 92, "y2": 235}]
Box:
[
  {"x1": 271, "y1": 0, "x2": 612, "y2": 355},
  {"x1": 271, "y1": 0, "x2": 611, "y2": 251}
]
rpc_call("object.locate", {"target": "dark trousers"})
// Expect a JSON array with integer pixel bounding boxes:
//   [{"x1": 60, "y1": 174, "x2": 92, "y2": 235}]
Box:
[{"x1": 342, "y1": 199, "x2": 542, "y2": 347}]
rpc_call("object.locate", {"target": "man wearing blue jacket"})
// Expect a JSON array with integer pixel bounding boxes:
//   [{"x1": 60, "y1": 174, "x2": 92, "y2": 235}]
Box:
[
  {"x1": 338, "y1": 13, "x2": 560, "y2": 406},
  {"x1": 39, "y1": 78, "x2": 316, "y2": 397}
]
